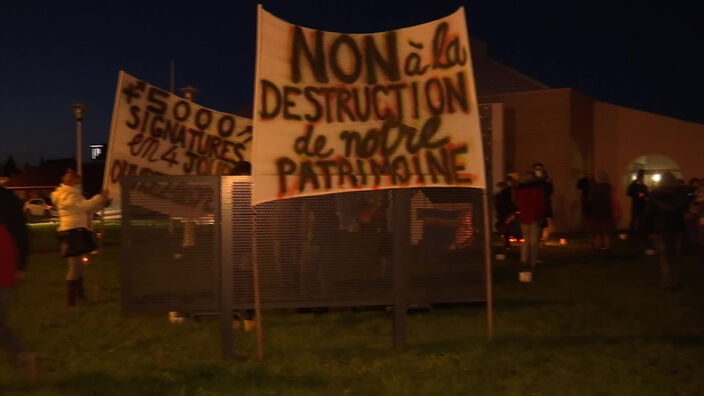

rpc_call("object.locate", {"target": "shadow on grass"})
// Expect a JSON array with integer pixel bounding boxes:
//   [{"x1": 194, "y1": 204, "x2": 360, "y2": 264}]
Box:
[
  {"x1": 412, "y1": 333, "x2": 704, "y2": 353},
  {"x1": 494, "y1": 298, "x2": 575, "y2": 311},
  {"x1": 493, "y1": 333, "x2": 704, "y2": 347},
  {"x1": 2, "y1": 363, "x2": 328, "y2": 395}
]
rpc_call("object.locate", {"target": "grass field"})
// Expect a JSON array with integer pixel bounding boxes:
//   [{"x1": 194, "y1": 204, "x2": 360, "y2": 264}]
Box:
[{"x1": 1, "y1": 224, "x2": 704, "y2": 395}]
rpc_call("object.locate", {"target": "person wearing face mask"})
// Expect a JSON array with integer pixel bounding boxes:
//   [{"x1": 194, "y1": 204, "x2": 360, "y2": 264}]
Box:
[
  {"x1": 51, "y1": 169, "x2": 110, "y2": 306},
  {"x1": 516, "y1": 170, "x2": 546, "y2": 268},
  {"x1": 532, "y1": 163, "x2": 554, "y2": 244}
]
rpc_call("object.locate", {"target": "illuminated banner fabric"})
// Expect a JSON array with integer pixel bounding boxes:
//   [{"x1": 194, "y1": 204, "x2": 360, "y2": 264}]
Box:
[
  {"x1": 251, "y1": 7, "x2": 485, "y2": 205},
  {"x1": 104, "y1": 71, "x2": 252, "y2": 207}
]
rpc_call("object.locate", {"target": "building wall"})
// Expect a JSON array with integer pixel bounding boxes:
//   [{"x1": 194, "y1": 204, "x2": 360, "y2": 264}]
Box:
[
  {"x1": 568, "y1": 90, "x2": 595, "y2": 230},
  {"x1": 482, "y1": 89, "x2": 573, "y2": 232},
  {"x1": 594, "y1": 101, "x2": 704, "y2": 228},
  {"x1": 481, "y1": 89, "x2": 704, "y2": 233}
]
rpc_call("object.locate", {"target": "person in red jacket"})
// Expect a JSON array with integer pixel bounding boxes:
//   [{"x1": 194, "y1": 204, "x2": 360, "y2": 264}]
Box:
[
  {"x1": 0, "y1": 186, "x2": 37, "y2": 380},
  {"x1": 516, "y1": 170, "x2": 547, "y2": 268}
]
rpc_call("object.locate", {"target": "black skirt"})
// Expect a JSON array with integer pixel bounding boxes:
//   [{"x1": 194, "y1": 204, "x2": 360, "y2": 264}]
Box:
[{"x1": 57, "y1": 228, "x2": 96, "y2": 258}]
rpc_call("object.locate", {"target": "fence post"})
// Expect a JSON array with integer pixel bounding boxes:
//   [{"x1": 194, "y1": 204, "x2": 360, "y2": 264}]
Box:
[
  {"x1": 392, "y1": 189, "x2": 410, "y2": 349},
  {"x1": 219, "y1": 177, "x2": 234, "y2": 359}
]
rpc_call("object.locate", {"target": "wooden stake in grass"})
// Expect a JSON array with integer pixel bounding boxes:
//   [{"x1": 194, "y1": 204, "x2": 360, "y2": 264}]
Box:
[
  {"x1": 482, "y1": 189, "x2": 494, "y2": 340},
  {"x1": 252, "y1": 205, "x2": 264, "y2": 361}
]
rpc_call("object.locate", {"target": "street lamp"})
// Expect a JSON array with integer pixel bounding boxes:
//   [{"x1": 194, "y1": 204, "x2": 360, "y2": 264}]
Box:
[
  {"x1": 72, "y1": 103, "x2": 86, "y2": 176},
  {"x1": 179, "y1": 86, "x2": 199, "y2": 101}
]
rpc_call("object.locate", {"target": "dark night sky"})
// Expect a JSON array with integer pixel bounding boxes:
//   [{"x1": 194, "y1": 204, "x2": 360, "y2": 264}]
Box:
[{"x1": 1, "y1": 1, "x2": 702, "y2": 166}]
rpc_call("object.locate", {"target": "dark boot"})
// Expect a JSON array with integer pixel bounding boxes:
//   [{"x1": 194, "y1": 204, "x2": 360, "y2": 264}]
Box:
[
  {"x1": 66, "y1": 280, "x2": 77, "y2": 306},
  {"x1": 76, "y1": 277, "x2": 87, "y2": 302}
]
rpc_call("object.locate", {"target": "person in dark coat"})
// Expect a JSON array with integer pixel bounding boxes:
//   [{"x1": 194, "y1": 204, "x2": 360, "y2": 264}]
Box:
[
  {"x1": 644, "y1": 172, "x2": 689, "y2": 289},
  {"x1": 494, "y1": 177, "x2": 518, "y2": 248},
  {"x1": 627, "y1": 169, "x2": 649, "y2": 234},
  {"x1": 577, "y1": 173, "x2": 595, "y2": 237},
  {"x1": 586, "y1": 171, "x2": 621, "y2": 252},
  {"x1": 532, "y1": 163, "x2": 554, "y2": 243},
  {"x1": 684, "y1": 178, "x2": 701, "y2": 251},
  {"x1": 516, "y1": 170, "x2": 546, "y2": 268},
  {"x1": 0, "y1": 186, "x2": 37, "y2": 380},
  {"x1": 576, "y1": 173, "x2": 594, "y2": 220},
  {"x1": 688, "y1": 181, "x2": 704, "y2": 268}
]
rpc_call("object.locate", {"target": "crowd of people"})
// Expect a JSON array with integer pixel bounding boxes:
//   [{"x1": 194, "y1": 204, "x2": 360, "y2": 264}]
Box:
[
  {"x1": 623, "y1": 172, "x2": 704, "y2": 289},
  {"x1": 495, "y1": 164, "x2": 704, "y2": 289},
  {"x1": 494, "y1": 163, "x2": 554, "y2": 269}
]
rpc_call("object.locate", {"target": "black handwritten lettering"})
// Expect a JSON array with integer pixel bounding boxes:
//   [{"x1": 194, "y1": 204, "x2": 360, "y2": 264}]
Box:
[
  {"x1": 450, "y1": 144, "x2": 471, "y2": 183},
  {"x1": 329, "y1": 34, "x2": 362, "y2": 84},
  {"x1": 218, "y1": 115, "x2": 235, "y2": 138},
  {"x1": 194, "y1": 108, "x2": 212, "y2": 130},
  {"x1": 432, "y1": 22, "x2": 467, "y2": 70},
  {"x1": 126, "y1": 106, "x2": 140, "y2": 129},
  {"x1": 147, "y1": 87, "x2": 168, "y2": 115},
  {"x1": 160, "y1": 145, "x2": 179, "y2": 167},
  {"x1": 173, "y1": 101, "x2": 190, "y2": 122},
  {"x1": 364, "y1": 32, "x2": 400, "y2": 84},
  {"x1": 425, "y1": 78, "x2": 445, "y2": 115},
  {"x1": 294, "y1": 125, "x2": 333, "y2": 158},
  {"x1": 303, "y1": 87, "x2": 323, "y2": 122},
  {"x1": 276, "y1": 157, "x2": 297, "y2": 196},
  {"x1": 444, "y1": 71, "x2": 468, "y2": 113},
  {"x1": 299, "y1": 160, "x2": 320, "y2": 191},
  {"x1": 291, "y1": 26, "x2": 327, "y2": 83},
  {"x1": 259, "y1": 79, "x2": 281, "y2": 119},
  {"x1": 283, "y1": 86, "x2": 302, "y2": 121}
]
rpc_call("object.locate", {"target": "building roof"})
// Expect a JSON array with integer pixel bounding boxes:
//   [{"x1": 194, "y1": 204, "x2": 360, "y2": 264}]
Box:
[
  {"x1": 474, "y1": 56, "x2": 549, "y2": 96},
  {"x1": 470, "y1": 37, "x2": 549, "y2": 96}
]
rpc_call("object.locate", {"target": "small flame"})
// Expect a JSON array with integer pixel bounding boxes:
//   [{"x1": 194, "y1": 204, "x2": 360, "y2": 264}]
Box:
[{"x1": 81, "y1": 256, "x2": 89, "y2": 263}]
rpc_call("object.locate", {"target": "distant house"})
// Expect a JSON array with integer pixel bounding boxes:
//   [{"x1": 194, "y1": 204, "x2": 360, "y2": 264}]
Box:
[{"x1": 3, "y1": 159, "x2": 105, "y2": 202}]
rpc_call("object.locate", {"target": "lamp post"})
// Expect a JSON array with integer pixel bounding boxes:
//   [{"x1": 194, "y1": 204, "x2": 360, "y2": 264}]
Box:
[
  {"x1": 72, "y1": 103, "x2": 86, "y2": 175},
  {"x1": 180, "y1": 86, "x2": 199, "y2": 101}
]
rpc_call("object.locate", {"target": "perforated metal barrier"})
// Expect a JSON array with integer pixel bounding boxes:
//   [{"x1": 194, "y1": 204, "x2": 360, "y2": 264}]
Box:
[
  {"x1": 121, "y1": 176, "x2": 221, "y2": 313},
  {"x1": 122, "y1": 177, "x2": 486, "y2": 313}
]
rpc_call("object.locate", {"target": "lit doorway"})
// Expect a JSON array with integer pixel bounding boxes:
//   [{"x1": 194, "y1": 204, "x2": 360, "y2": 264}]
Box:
[{"x1": 626, "y1": 154, "x2": 682, "y2": 188}]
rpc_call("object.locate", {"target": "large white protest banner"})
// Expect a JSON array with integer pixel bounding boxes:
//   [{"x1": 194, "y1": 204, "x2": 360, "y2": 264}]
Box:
[
  {"x1": 104, "y1": 71, "x2": 252, "y2": 209},
  {"x1": 251, "y1": 7, "x2": 485, "y2": 205}
]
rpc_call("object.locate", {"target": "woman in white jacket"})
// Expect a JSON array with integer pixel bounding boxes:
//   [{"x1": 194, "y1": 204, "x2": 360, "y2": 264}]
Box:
[{"x1": 51, "y1": 169, "x2": 110, "y2": 306}]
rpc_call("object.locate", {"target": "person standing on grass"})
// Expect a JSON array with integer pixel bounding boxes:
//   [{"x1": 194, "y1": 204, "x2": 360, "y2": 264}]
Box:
[
  {"x1": 586, "y1": 171, "x2": 622, "y2": 253},
  {"x1": 627, "y1": 169, "x2": 649, "y2": 234},
  {"x1": 576, "y1": 173, "x2": 594, "y2": 221},
  {"x1": 0, "y1": 185, "x2": 37, "y2": 380},
  {"x1": 516, "y1": 170, "x2": 546, "y2": 269},
  {"x1": 495, "y1": 177, "x2": 518, "y2": 249},
  {"x1": 644, "y1": 172, "x2": 689, "y2": 289},
  {"x1": 687, "y1": 179, "x2": 704, "y2": 270},
  {"x1": 532, "y1": 163, "x2": 554, "y2": 245},
  {"x1": 684, "y1": 178, "x2": 701, "y2": 253},
  {"x1": 51, "y1": 169, "x2": 110, "y2": 306}
]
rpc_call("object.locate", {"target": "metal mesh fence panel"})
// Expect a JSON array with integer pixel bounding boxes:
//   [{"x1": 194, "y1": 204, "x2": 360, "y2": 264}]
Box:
[
  {"x1": 122, "y1": 176, "x2": 486, "y2": 312},
  {"x1": 122, "y1": 176, "x2": 220, "y2": 312},
  {"x1": 222, "y1": 177, "x2": 486, "y2": 309}
]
